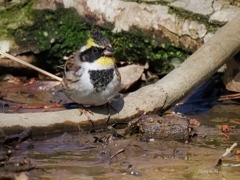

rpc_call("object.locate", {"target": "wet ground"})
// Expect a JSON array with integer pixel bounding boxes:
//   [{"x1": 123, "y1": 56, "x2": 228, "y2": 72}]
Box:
[
  {"x1": 0, "y1": 75, "x2": 240, "y2": 179},
  {"x1": 0, "y1": 100, "x2": 240, "y2": 180}
]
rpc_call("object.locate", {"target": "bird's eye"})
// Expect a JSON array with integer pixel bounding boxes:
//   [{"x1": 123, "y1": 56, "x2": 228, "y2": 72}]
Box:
[{"x1": 93, "y1": 47, "x2": 98, "y2": 53}]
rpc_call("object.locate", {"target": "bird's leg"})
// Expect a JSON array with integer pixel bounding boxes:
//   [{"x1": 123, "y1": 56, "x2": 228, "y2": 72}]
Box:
[
  {"x1": 78, "y1": 104, "x2": 95, "y2": 130},
  {"x1": 106, "y1": 102, "x2": 118, "y2": 124},
  {"x1": 106, "y1": 93, "x2": 123, "y2": 124}
]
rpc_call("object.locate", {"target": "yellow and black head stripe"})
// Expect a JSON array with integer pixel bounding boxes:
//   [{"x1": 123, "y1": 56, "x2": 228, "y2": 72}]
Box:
[
  {"x1": 80, "y1": 46, "x2": 104, "y2": 63},
  {"x1": 90, "y1": 29, "x2": 111, "y2": 48}
]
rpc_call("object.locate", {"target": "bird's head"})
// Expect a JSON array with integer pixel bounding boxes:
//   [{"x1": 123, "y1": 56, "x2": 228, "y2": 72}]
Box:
[{"x1": 79, "y1": 29, "x2": 115, "y2": 67}]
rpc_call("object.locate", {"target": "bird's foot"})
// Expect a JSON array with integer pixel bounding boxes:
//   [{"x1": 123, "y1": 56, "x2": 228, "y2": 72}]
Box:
[{"x1": 78, "y1": 104, "x2": 95, "y2": 131}]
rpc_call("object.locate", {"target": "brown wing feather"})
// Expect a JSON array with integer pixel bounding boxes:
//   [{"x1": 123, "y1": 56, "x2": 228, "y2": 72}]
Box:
[
  {"x1": 63, "y1": 52, "x2": 82, "y2": 83},
  {"x1": 64, "y1": 52, "x2": 78, "y2": 72}
]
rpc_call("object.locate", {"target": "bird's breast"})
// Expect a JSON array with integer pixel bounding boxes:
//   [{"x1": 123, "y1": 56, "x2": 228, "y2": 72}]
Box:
[{"x1": 88, "y1": 68, "x2": 114, "y2": 92}]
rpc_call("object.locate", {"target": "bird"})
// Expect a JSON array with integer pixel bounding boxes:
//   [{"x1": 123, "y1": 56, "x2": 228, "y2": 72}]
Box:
[{"x1": 61, "y1": 29, "x2": 121, "y2": 112}]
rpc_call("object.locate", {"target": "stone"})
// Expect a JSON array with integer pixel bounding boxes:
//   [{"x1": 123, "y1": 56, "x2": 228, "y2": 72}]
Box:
[
  {"x1": 0, "y1": 40, "x2": 11, "y2": 54},
  {"x1": 170, "y1": 0, "x2": 214, "y2": 16},
  {"x1": 210, "y1": 6, "x2": 240, "y2": 23}
]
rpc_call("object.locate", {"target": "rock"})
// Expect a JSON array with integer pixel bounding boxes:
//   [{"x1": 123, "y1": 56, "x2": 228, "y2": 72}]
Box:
[
  {"x1": 118, "y1": 64, "x2": 144, "y2": 92},
  {"x1": 223, "y1": 53, "x2": 240, "y2": 92},
  {"x1": 170, "y1": 0, "x2": 214, "y2": 16},
  {"x1": 124, "y1": 114, "x2": 190, "y2": 141},
  {"x1": 210, "y1": 6, "x2": 240, "y2": 23},
  {"x1": 0, "y1": 40, "x2": 12, "y2": 55}
]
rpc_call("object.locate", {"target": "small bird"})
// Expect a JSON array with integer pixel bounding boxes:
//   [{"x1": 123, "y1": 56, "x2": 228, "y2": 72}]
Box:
[{"x1": 62, "y1": 29, "x2": 121, "y2": 108}]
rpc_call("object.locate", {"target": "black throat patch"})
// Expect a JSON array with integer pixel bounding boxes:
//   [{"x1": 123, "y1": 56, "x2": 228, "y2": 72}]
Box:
[{"x1": 88, "y1": 69, "x2": 114, "y2": 92}]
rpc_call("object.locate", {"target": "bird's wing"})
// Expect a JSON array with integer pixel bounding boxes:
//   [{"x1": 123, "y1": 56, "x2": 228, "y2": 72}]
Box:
[{"x1": 63, "y1": 52, "x2": 82, "y2": 82}]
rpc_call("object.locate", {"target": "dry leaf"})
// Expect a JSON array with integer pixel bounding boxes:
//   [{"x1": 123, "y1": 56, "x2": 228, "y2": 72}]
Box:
[
  {"x1": 223, "y1": 55, "x2": 240, "y2": 92},
  {"x1": 220, "y1": 125, "x2": 230, "y2": 133},
  {"x1": 235, "y1": 149, "x2": 240, "y2": 155},
  {"x1": 118, "y1": 64, "x2": 144, "y2": 92},
  {"x1": 189, "y1": 119, "x2": 200, "y2": 126}
]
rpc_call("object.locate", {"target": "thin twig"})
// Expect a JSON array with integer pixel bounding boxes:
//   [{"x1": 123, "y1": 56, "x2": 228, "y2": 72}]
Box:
[
  {"x1": 214, "y1": 143, "x2": 240, "y2": 167},
  {"x1": 110, "y1": 149, "x2": 125, "y2": 159},
  {"x1": 0, "y1": 50, "x2": 62, "y2": 82},
  {"x1": 221, "y1": 142, "x2": 237, "y2": 158}
]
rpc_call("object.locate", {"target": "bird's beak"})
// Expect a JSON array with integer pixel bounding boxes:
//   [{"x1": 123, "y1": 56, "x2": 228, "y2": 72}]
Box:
[{"x1": 103, "y1": 46, "x2": 114, "y2": 56}]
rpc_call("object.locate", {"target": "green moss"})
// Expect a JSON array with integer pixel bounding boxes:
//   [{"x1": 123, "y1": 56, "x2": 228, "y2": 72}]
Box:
[
  {"x1": 104, "y1": 28, "x2": 188, "y2": 73},
  {"x1": 0, "y1": 0, "x2": 34, "y2": 39},
  {"x1": 13, "y1": 7, "x2": 91, "y2": 70}
]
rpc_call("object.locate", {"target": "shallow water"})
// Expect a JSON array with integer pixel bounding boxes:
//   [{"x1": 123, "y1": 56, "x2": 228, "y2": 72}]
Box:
[{"x1": 1, "y1": 101, "x2": 240, "y2": 179}]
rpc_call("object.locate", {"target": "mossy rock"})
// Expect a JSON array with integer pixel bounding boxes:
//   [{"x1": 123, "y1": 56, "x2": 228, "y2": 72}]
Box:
[
  {"x1": 12, "y1": 7, "x2": 91, "y2": 71},
  {"x1": 2, "y1": 2, "x2": 188, "y2": 73}
]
